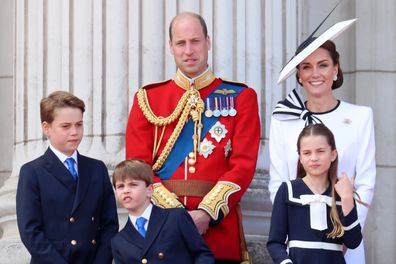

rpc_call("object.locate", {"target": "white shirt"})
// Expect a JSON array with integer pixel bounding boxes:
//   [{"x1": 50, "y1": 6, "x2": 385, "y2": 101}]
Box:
[
  {"x1": 129, "y1": 203, "x2": 153, "y2": 232},
  {"x1": 49, "y1": 144, "x2": 78, "y2": 174}
]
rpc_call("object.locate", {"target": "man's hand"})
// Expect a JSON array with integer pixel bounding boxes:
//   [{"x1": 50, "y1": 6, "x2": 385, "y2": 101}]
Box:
[{"x1": 188, "y1": 210, "x2": 211, "y2": 235}]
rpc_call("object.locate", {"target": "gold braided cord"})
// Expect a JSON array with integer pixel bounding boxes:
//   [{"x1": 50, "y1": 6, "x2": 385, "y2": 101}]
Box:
[
  {"x1": 152, "y1": 103, "x2": 191, "y2": 171},
  {"x1": 153, "y1": 125, "x2": 167, "y2": 160},
  {"x1": 138, "y1": 86, "x2": 205, "y2": 172},
  {"x1": 137, "y1": 88, "x2": 190, "y2": 126}
]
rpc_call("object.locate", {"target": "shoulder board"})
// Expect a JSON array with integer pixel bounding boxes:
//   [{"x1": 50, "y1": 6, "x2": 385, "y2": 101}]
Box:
[
  {"x1": 219, "y1": 78, "x2": 247, "y2": 87},
  {"x1": 140, "y1": 79, "x2": 172, "y2": 90}
]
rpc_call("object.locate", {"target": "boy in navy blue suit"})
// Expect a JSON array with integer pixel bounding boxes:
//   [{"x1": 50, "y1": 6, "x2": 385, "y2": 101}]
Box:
[
  {"x1": 111, "y1": 159, "x2": 214, "y2": 264},
  {"x1": 16, "y1": 91, "x2": 119, "y2": 264}
]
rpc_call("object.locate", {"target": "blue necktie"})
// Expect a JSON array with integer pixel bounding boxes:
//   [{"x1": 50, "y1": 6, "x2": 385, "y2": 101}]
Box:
[
  {"x1": 65, "y1": 157, "x2": 78, "y2": 180},
  {"x1": 136, "y1": 217, "x2": 147, "y2": 237}
]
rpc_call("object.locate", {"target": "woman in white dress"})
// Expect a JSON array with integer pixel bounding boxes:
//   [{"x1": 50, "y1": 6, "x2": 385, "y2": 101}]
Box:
[{"x1": 268, "y1": 21, "x2": 376, "y2": 264}]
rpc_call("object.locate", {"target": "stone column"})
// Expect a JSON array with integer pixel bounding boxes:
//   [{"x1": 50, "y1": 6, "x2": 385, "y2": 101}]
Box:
[{"x1": 355, "y1": 1, "x2": 396, "y2": 263}]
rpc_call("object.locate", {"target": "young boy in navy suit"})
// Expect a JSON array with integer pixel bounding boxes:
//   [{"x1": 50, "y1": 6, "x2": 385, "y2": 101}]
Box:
[
  {"x1": 111, "y1": 159, "x2": 214, "y2": 264},
  {"x1": 16, "y1": 91, "x2": 119, "y2": 264}
]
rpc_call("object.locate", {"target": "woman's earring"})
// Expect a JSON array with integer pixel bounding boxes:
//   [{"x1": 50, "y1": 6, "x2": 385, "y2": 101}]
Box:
[
  {"x1": 299, "y1": 78, "x2": 302, "y2": 83},
  {"x1": 333, "y1": 75, "x2": 338, "y2": 81}
]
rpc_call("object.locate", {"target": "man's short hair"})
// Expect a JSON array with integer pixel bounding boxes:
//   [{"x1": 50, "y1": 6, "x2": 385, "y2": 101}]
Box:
[
  {"x1": 169, "y1": 12, "x2": 208, "y2": 40},
  {"x1": 40, "y1": 91, "x2": 85, "y2": 123}
]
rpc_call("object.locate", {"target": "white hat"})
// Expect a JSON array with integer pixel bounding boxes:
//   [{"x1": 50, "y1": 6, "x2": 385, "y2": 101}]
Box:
[{"x1": 277, "y1": 18, "x2": 357, "y2": 84}]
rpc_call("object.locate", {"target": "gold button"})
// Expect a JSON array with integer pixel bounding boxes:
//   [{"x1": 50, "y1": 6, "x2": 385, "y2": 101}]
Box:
[
  {"x1": 141, "y1": 258, "x2": 148, "y2": 264},
  {"x1": 71, "y1": 240, "x2": 77, "y2": 246},
  {"x1": 91, "y1": 217, "x2": 95, "y2": 222},
  {"x1": 158, "y1": 252, "x2": 164, "y2": 259},
  {"x1": 188, "y1": 166, "x2": 196, "y2": 174},
  {"x1": 91, "y1": 239, "x2": 96, "y2": 245},
  {"x1": 69, "y1": 217, "x2": 75, "y2": 223}
]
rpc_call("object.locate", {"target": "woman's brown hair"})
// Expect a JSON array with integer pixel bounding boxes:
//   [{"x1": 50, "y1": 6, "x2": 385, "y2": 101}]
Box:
[{"x1": 296, "y1": 124, "x2": 344, "y2": 238}]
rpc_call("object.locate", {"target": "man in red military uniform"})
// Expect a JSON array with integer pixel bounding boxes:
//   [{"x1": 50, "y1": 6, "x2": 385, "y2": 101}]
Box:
[{"x1": 126, "y1": 12, "x2": 260, "y2": 264}]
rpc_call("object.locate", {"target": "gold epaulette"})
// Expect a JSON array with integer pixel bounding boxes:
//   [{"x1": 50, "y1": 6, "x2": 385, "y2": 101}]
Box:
[
  {"x1": 197, "y1": 181, "x2": 241, "y2": 220},
  {"x1": 151, "y1": 183, "x2": 184, "y2": 208},
  {"x1": 140, "y1": 79, "x2": 172, "y2": 90}
]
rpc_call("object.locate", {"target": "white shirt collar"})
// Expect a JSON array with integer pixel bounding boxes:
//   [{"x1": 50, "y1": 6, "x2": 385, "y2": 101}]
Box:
[
  {"x1": 49, "y1": 144, "x2": 78, "y2": 164},
  {"x1": 129, "y1": 203, "x2": 153, "y2": 230}
]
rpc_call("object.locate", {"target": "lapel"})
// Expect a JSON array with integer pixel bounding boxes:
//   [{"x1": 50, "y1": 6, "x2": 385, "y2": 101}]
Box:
[
  {"x1": 120, "y1": 219, "x2": 145, "y2": 249},
  {"x1": 44, "y1": 148, "x2": 77, "y2": 193},
  {"x1": 141, "y1": 206, "x2": 169, "y2": 256},
  {"x1": 71, "y1": 153, "x2": 92, "y2": 213}
]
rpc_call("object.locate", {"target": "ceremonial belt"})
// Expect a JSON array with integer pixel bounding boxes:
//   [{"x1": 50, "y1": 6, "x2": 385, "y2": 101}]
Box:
[
  {"x1": 162, "y1": 180, "x2": 216, "y2": 197},
  {"x1": 156, "y1": 82, "x2": 245, "y2": 180}
]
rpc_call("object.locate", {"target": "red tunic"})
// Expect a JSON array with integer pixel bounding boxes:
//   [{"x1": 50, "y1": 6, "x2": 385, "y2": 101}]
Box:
[{"x1": 126, "y1": 76, "x2": 260, "y2": 260}]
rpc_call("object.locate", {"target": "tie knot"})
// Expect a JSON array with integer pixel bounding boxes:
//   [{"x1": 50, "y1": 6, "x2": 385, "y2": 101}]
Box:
[{"x1": 136, "y1": 217, "x2": 147, "y2": 228}]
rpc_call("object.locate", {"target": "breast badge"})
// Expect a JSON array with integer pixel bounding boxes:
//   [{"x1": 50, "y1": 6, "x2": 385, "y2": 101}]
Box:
[
  {"x1": 199, "y1": 138, "x2": 215, "y2": 158},
  {"x1": 209, "y1": 121, "x2": 228, "y2": 142}
]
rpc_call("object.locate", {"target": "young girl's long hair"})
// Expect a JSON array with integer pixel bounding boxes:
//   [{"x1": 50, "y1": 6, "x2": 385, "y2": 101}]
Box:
[{"x1": 296, "y1": 124, "x2": 344, "y2": 238}]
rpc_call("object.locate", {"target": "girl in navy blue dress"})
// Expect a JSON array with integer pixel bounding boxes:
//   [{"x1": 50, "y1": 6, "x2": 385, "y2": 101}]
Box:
[{"x1": 267, "y1": 124, "x2": 363, "y2": 264}]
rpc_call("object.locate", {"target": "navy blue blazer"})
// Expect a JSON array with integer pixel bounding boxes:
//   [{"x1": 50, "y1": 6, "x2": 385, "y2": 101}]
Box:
[
  {"x1": 16, "y1": 148, "x2": 119, "y2": 264},
  {"x1": 111, "y1": 206, "x2": 214, "y2": 264}
]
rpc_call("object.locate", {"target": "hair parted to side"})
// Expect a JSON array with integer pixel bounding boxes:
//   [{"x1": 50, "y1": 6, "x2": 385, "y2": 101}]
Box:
[
  {"x1": 168, "y1": 12, "x2": 208, "y2": 41},
  {"x1": 296, "y1": 123, "x2": 344, "y2": 238},
  {"x1": 112, "y1": 159, "x2": 153, "y2": 188},
  {"x1": 296, "y1": 40, "x2": 344, "y2": 90},
  {"x1": 40, "y1": 91, "x2": 85, "y2": 124}
]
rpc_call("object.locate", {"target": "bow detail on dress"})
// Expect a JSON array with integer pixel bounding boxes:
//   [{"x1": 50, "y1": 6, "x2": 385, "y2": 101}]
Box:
[
  {"x1": 272, "y1": 88, "x2": 322, "y2": 125},
  {"x1": 300, "y1": 194, "x2": 332, "y2": 231}
]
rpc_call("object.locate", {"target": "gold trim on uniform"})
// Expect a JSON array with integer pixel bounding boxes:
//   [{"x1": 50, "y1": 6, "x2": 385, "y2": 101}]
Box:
[
  {"x1": 151, "y1": 183, "x2": 184, "y2": 208},
  {"x1": 197, "y1": 181, "x2": 241, "y2": 220},
  {"x1": 175, "y1": 68, "x2": 216, "y2": 91}
]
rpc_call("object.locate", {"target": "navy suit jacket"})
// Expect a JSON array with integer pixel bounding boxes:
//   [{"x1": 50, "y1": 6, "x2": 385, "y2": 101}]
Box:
[
  {"x1": 111, "y1": 206, "x2": 214, "y2": 264},
  {"x1": 16, "y1": 148, "x2": 119, "y2": 264}
]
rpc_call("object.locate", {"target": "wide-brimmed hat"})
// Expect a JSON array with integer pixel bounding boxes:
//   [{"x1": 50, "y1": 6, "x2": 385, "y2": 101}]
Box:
[{"x1": 277, "y1": 18, "x2": 357, "y2": 84}]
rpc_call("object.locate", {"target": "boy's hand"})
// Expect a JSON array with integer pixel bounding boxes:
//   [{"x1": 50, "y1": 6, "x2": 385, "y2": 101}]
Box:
[{"x1": 188, "y1": 210, "x2": 211, "y2": 235}]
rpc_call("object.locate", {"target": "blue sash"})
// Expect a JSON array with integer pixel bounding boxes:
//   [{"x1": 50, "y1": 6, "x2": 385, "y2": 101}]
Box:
[{"x1": 156, "y1": 82, "x2": 245, "y2": 180}]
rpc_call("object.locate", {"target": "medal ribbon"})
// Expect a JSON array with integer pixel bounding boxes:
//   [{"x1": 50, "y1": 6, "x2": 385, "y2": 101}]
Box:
[{"x1": 156, "y1": 82, "x2": 245, "y2": 180}]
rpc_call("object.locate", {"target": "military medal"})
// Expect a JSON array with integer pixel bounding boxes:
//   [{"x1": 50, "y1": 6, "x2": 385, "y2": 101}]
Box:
[
  {"x1": 209, "y1": 121, "x2": 228, "y2": 142},
  {"x1": 224, "y1": 139, "x2": 232, "y2": 158},
  {"x1": 199, "y1": 138, "x2": 215, "y2": 158},
  {"x1": 228, "y1": 96, "x2": 237, "y2": 116},
  {"x1": 205, "y1": 97, "x2": 213, "y2": 117},
  {"x1": 213, "y1": 97, "x2": 221, "y2": 117},
  {"x1": 220, "y1": 97, "x2": 229, "y2": 117}
]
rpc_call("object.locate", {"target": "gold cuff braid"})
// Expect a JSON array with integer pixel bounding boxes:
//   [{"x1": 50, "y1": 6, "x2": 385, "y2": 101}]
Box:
[
  {"x1": 151, "y1": 183, "x2": 184, "y2": 208},
  {"x1": 197, "y1": 181, "x2": 241, "y2": 220}
]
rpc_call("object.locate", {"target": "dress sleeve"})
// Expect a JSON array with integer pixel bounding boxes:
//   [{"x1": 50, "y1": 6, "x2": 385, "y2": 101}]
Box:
[
  {"x1": 267, "y1": 182, "x2": 293, "y2": 264},
  {"x1": 340, "y1": 203, "x2": 363, "y2": 249},
  {"x1": 354, "y1": 107, "x2": 376, "y2": 228},
  {"x1": 269, "y1": 116, "x2": 290, "y2": 203}
]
